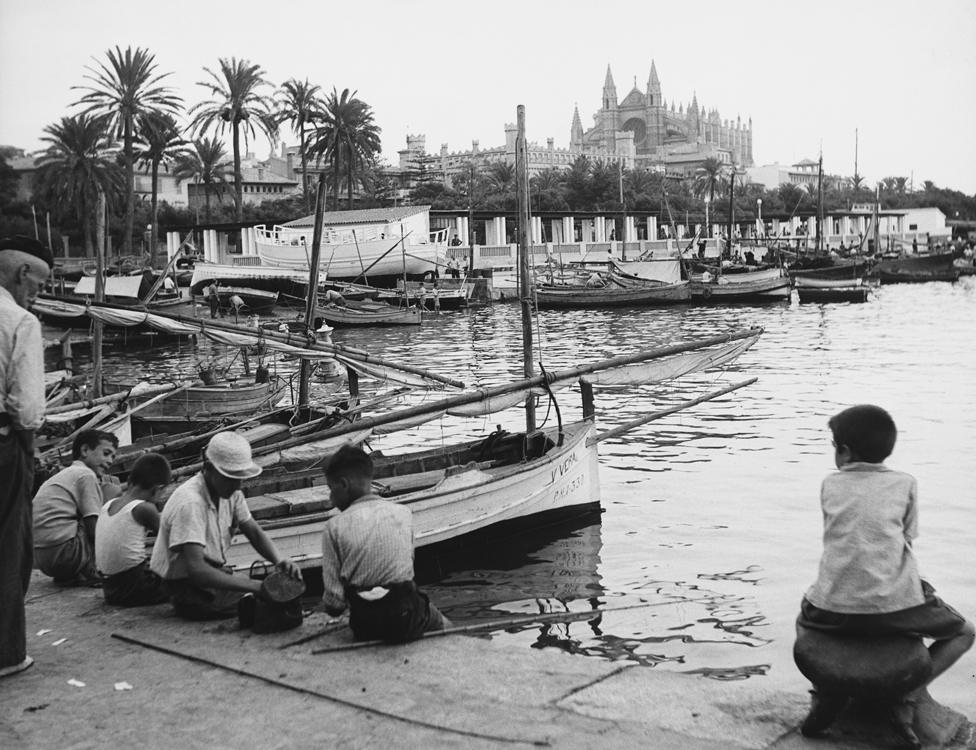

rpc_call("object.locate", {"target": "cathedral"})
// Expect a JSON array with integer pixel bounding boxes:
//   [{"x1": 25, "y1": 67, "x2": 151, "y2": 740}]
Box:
[{"x1": 571, "y1": 62, "x2": 754, "y2": 175}]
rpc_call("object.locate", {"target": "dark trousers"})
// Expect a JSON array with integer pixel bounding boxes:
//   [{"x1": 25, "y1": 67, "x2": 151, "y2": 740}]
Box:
[
  {"x1": 165, "y1": 578, "x2": 245, "y2": 621},
  {"x1": 103, "y1": 560, "x2": 167, "y2": 607},
  {"x1": 0, "y1": 432, "x2": 34, "y2": 668},
  {"x1": 346, "y1": 581, "x2": 448, "y2": 643},
  {"x1": 208, "y1": 295, "x2": 219, "y2": 318}
]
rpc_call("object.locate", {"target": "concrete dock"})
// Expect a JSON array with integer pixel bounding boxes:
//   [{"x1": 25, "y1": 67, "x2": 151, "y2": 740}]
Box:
[{"x1": 3, "y1": 573, "x2": 973, "y2": 749}]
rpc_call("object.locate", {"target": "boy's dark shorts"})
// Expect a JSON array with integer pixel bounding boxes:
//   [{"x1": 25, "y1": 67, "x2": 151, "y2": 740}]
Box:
[{"x1": 798, "y1": 581, "x2": 968, "y2": 640}]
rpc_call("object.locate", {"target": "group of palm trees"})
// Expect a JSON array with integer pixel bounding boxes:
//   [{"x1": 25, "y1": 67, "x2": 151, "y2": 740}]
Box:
[{"x1": 34, "y1": 45, "x2": 381, "y2": 261}]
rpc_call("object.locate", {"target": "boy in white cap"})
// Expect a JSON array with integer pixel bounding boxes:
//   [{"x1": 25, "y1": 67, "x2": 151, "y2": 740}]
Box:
[{"x1": 149, "y1": 430, "x2": 302, "y2": 620}]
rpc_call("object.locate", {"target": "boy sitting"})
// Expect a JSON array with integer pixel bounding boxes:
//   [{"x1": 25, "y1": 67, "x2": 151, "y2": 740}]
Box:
[
  {"x1": 320, "y1": 444, "x2": 450, "y2": 642},
  {"x1": 95, "y1": 453, "x2": 171, "y2": 606},
  {"x1": 32, "y1": 430, "x2": 119, "y2": 585},
  {"x1": 798, "y1": 405, "x2": 974, "y2": 741}
]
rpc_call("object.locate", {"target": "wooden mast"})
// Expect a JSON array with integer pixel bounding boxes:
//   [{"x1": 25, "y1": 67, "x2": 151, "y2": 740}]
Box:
[
  {"x1": 92, "y1": 190, "x2": 106, "y2": 397},
  {"x1": 815, "y1": 153, "x2": 824, "y2": 254},
  {"x1": 297, "y1": 171, "x2": 328, "y2": 409},
  {"x1": 515, "y1": 105, "x2": 535, "y2": 432}
]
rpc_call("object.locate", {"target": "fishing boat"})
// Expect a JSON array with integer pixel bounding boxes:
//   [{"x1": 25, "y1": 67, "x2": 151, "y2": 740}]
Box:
[
  {"x1": 189, "y1": 262, "x2": 315, "y2": 298},
  {"x1": 535, "y1": 277, "x2": 691, "y2": 309},
  {"x1": 214, "y1": 286, "x2": 279, "y2": 312},
  {"x1": 795, "y1": 276, "x2": 870, "y2": 304},
  {"x1": 790, "y1": 257, "x2": 872, "y2": 282},
  {"x1": 127, "y1": 379, "x2": 289, "y2": 437},
  {"x1": 319, "y1": 299, "x2": 421, "y2": 327},
  {"x1": 875, "y1": 252, "x2": 960, "y2": 283},
  {"x1": 689, "y1": 266, "x2": 791, "y2": 302},
  {"x1": 253, "y1": 205, "x2": 448, "y2": 283}
]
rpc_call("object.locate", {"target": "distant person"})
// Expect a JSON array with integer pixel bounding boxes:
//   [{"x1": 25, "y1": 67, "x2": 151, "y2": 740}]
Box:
[
  {"x1": 206, "y1": 282, "x2": 220, "y2": 318},
  {"x1": 229, "y1": 293, "x2": 245, "y2": 322},
  {"x1": 912, "y1": 237, "x2": 918, "y2": 254},
  {"x1": 418, "y1": 283, "x2": 428, "y2": 310},
  {"x1": 585, "y1": 271, "x2": 603, "y2": 288},
  {"x1": 432, "y1": 281, "x2": 441, "y2": 314},
  {"x1": 95, "y1": 453, "x2": 172, "y2": 606},
  {"x1": 323, "y1": 289, "x2": 345, "y2": 306},
  {"x1": 450, "y1": 235, "x2": 462, "y2": 247},
  {"x1": 796, "y1": 405, "x2": 975, "y2": 740},
  {"x1": 447, "y1": 257, "x2": 461, "y2": 279},
  {"x1": 1, "y1": 235, "x2": 52, "y2": 679},
  {"x1": 149, "y1": 431, "x2": 302, "y2": 623},
  {"x1": 163, "y1": 275, "x2": 176, "y2": 293},
  {"x1": 32, "y1": 430, "x2": 120, "y2": 585},
  {"x1": 320, "y1": 445, "x2": 450, "y2": 642}
]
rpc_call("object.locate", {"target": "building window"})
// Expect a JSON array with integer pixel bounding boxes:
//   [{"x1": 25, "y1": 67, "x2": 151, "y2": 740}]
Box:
[{"x1": 909, "y1": 223, "x2": 918, "y2": 230}]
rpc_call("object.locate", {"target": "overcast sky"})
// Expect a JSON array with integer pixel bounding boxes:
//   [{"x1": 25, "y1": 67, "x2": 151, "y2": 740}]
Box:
[{"x1": 2, "y1": 0, "x2": 974, "y2": 193}]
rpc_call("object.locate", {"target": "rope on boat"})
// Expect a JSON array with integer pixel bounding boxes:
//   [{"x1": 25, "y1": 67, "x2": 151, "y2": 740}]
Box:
[{"x1": 110, "y1": 633, "x2": 550, "y2": 747}]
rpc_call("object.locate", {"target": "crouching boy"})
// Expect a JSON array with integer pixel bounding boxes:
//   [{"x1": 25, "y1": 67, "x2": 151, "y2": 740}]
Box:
[
  {"x1": 798, "y1": 405, "x2": 974, "y2": 740},
  {"x1": 32, "y1": 430, "x2": 119, "y2": 585},
  {"x1": 95, "y1": 453, "x2": 171, "y2": 606},
  {"x1": 320, "y1": 444, "x2": 450, "y2": 642}
]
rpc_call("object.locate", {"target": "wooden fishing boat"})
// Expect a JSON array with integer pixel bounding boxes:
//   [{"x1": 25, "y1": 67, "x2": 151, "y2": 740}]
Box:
[
  {"x1": 319, "y1": 300, "x2": 421, "y2": 326},
  {"x1": 690, "y1": 267, "x2": 791, "y2": 302},
  {"x1": 795, "y1": 277, "x2": 870, "y2": 304},
  {"x1": 875, "y1": 252, "x2": 960, "y2": 284},
  {"x1": 534, "y1": 279, "x2": 691, "y2": 309},
  {"x1": 790, "y1": 257, "x2": 871, "y2": 281},
  {"x1": 214, "y1": 286, "x2": 279, "y2": 312},
  {"x1": 129, "y1": 379, "x2": 288, "y2": 437}
]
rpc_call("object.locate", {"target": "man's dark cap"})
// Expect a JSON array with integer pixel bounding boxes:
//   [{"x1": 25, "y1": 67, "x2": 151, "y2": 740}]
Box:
[{"x1": 0, "y1": 235, "x2": 54, "y2": 268}]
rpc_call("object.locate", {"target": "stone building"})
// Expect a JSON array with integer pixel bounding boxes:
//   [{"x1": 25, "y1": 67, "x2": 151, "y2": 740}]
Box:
[{"x1": 573, "y1": 62, "x2": 754, "y2": 176}]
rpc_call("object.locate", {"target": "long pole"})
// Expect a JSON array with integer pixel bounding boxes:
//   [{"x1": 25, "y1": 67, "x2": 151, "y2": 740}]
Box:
[
  {"x1": 467, "y1": 160, "x2": 476, "y2": 275},
  {"x1": 815, "y1": 153, "x2": 824, "y2": 254},
  {"x1": 298, "y1": 172, "x2": 328, "y2": 408},
  {"x1": 400, "y1": 221, "x2": 408, "y2": 310},
  {"x1": 515, "y1": 105, "x2": 535, "y2": 432},
  {"x1": 92, "y1": 191, "x2": 106, "y2": 398}
]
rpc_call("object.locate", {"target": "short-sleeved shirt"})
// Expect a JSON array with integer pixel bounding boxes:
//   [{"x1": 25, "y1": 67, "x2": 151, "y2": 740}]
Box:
[
  {"x1": 320, "y1": 494, "x2": 414, "y2": 614},
  {"x1": 0, "y1": 285, "x2": 46, "y2": 431},
  {"x1": 149, "y1": 473, "x2": 253, "y2": 581},
  {"x1": 805, "y1": 462, "x2": 924, "y2": 614},
  {"x1": 32, "y1": 461, "x2": 104, "y2": 548}
]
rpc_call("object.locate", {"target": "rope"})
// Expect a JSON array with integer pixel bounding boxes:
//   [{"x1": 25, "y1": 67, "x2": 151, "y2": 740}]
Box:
[{"x1": 110, "y1": 633, "x2": 549, "y2": 747}]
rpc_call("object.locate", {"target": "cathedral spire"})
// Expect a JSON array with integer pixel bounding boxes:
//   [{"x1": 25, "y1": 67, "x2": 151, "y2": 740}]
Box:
[
  {"x1": 571, "y1": 103, "x2": 584, "y2": 148},
  {"x1": 646, "y1": 60, "x2": 662, "y2": 101},
  {"x1": 602, "y1": 64, "x2": 618, "y2": 109}
]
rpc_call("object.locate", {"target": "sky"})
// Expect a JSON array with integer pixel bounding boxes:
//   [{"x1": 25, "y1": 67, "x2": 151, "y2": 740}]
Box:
[{"x1": 1, "y1": 0, "x2": 975, "y2": 194}]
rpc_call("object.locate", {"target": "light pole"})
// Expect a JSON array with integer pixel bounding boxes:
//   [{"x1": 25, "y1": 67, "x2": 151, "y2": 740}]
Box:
[{"x1": 757, "y1": 199, "x2": 763, "y2": 238}]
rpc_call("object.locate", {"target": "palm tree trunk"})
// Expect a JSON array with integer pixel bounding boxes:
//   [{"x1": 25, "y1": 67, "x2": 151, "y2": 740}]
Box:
[
  {"x1": 233, "y1": 121, "x2": 243, "y2": 223},
  {"x1": 204, "y1": 183, "x2": 212, "y2": 223},
  {"x1": 123, "y1": 117, "x2": 134, "y2": 255},
  {"x1": 150, "y1": 159, "x2": 160, "y2": 268},
  {"x1": 300, "y1": 126, "x2": 309, "y2": 212}
]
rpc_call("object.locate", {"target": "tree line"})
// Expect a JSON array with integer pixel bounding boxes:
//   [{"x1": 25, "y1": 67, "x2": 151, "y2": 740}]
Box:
[{"x1": 0, "y1": 46, "x2": 381, "y2": 260}]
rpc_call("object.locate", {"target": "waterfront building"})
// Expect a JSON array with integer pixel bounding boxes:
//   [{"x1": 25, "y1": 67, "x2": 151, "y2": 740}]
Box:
[{"x1": 747, "y1": 160, "x2": 824, "y2": 190}]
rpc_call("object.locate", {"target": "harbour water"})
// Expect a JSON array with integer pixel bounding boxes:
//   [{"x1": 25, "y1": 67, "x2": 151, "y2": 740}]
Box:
[{"x1": 62, "y1": 277, "x2": 976, "y2": 712}]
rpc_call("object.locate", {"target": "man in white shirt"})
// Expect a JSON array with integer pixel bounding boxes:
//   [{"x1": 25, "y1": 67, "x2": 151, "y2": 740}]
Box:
[{"x1": 0, "y1": 235, "x2": 51, "y2": 679}]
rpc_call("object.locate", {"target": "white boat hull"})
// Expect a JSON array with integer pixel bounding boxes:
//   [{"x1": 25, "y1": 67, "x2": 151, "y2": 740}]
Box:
[{"x1": 225, "y1": 421, "x2": 599, "y2": 570}]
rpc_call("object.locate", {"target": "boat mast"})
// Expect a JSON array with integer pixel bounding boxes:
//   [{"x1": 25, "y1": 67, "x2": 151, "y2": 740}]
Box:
[
  {"x1": 297, "y1": 172, "x2": 328, "y2": 408},
  {"x1": 815, "y1": 153, "x2": 824, "y2": 254},
  {"x1": 92, "y1": 190, "x2": 106, "y2": 397},
  {"x1": 872, "y1": 183, "x2": 880, "y2": 255},
  {"x1": 515, "y1": 105, "x2": 536, "y2": 432}
]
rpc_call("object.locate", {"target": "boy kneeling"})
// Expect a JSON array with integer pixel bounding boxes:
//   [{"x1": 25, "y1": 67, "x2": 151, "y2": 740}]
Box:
[
  {"x1": 95, "y1": 453, "x2": 171, "y2": 606},
  {"x1": 799, "y1": 405, "x2": 974, "y2": 741},
  {"x1": 320, "y1": 445, "x2": 450, "y2": 642}
]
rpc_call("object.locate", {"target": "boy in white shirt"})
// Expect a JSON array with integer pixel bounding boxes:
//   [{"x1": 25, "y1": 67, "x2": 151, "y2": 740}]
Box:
[
  {"x1": 96, "y1": 453, "x2": 171, "y2": 606},
  {"x1": 798, "y1": 405, "x2": 974, "y2": 742}
]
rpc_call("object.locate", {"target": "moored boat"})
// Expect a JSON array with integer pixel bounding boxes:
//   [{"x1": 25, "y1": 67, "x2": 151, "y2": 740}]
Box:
[
  {"x1": 690, "y1": 266, "x2": 791, "y2": 302},
  {"x1": 319, "y1": 300, "x2": 421, "y2": 326},
  {"x1": 214, "y1": 286, "x2": 279, "y2": 312},
  {"x1": 875, "y1": 252, "x2": 960, "y2": 283},
  {"x1": 795, "y1": 277, "x2": 870, "y2": 304},
  {"x1": 534, "y1": 278, "x2": 691, "y2": 309}
]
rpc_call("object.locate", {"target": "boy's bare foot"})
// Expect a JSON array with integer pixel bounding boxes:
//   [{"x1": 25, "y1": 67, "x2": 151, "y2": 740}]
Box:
[
  {"x1": 886, "y1": 694, "x2": 921, "y2": 749},
  {"x1": 800, "y1": 688, "x2": 848, "y2": 737},
  {"x1": 0, "y1": 655, "x2": 34, "y2": 678}
]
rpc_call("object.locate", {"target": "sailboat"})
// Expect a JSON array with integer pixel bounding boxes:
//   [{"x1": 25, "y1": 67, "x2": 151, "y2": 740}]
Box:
[{"x1": 794, "y1": 154, "x2": 870, "y2": 303}]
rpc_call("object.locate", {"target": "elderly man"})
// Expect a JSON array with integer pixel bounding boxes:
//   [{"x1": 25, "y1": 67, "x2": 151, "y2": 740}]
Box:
[
  {"x1": 149, "y1": 431, "x2": 302, "y2": 623},
  {"x1": 0, "y1": 235, "x2": 51, "y2": 678}
]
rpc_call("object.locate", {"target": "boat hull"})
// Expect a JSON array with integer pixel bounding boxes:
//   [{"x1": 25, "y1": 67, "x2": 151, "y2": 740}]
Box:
[
  {"x1": 535, "y1": 281, "x2": 691, "y2": 309},
  {"x1": 796, "y1": 287, "x2": 869, "y2": 303},
  {"x1": 223, "y1": 421, "x2": 600, "y2": 570},
  {"x1": 691, "y1": 269, "x2": 791, "y2": 302},
  {"x1": 320, "y1": 301, "x2": 422, "y2": 326},
  {"x1": 875, "y1": 252, "x2": 960, "y2": 284}
]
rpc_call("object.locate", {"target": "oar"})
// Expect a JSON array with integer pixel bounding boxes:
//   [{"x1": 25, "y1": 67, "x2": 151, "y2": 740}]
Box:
[
  {"x1": 307, "y1": 598, "x2": 714, "y2": 654},
  {"x1": 45, "y1": 381, "x2": 185, "y2": 415},
  {"x1": 588, "y1": 378, "x2": 758, "y2": 445}
]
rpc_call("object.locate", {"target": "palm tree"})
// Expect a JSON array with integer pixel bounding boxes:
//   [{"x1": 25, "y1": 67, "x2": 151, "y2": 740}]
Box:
[
  {"x1": 307, "y1": 88, "x2": 381, "y2": 209},
  {"x1": 136, "y1": 112, "x2": 187, "y2": 266},
  {"x1": 73, "y1": 46, "x2": 181, "y2": 256},
  {"x1": 564, "y1": 155, "x2": 593, "y2": 211},
  {"x1": 35, "y1": 114, "x2": 123, "y2": 257},
  {"x1": 172, "y1": 137, "x2": 231, "y2": 222},
  {"x1": 189, "y1": 58, "x2": 278, "y2": 222},
  {"x1": 276, "y1": 78, "x2": 323, "y2": 211},
  {"x1": 693, "y1": 157, "x2": 726, "y2": 205}
]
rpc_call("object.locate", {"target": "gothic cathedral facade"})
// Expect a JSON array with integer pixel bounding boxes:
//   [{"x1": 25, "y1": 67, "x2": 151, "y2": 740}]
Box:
[{"x1": 571, "y1": 62, "x2": 754, "y2": 175}]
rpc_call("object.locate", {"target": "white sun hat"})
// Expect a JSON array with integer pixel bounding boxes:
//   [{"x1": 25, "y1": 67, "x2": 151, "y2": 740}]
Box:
[{"x1": 204, "y1": 431, "x2": 262, "y2": 479}]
